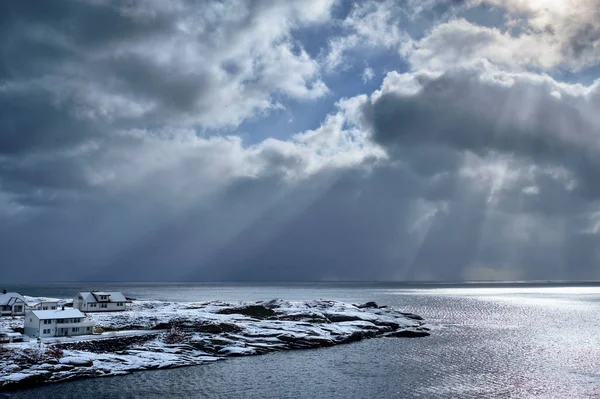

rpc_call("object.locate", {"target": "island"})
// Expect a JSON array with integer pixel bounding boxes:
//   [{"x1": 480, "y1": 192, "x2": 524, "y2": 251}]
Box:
[{"x1": 0, "y1": 298, "x2": 429, "y2": 391}]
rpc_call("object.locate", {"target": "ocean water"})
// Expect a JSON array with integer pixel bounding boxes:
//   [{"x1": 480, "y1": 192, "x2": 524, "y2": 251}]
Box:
[{"x1": 3, "y1": 282, "x2": 600, "y2": 398}]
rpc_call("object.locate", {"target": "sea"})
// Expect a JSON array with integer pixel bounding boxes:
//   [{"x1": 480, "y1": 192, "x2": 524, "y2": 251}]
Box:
[{"x1": 2, "y1": 282, "x2": 600, "y2": 399}]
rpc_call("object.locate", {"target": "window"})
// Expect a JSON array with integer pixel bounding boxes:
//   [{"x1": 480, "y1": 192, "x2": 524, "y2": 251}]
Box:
[
  {"x1": 101, "y1": 303, "x2": 107, "y2": 308},
  {"x1": 87, "y1": 327, "x2": 91, "y2": 331},
  {"x1": 14, "y1": 306, "x2": 22, "y2": 312},
  {"x1": 117, "y1": 302, "x2": 123, "y2": 306},
  {"x1": 43, "y1": 319, "x2": 52, "y2": 325},
  {"x1": 72, "y1": 327, "x2": 79, "y2": 332},
  {"x1": 42, "y1": 307, "x2": 48, "y2": 310},
  {"x1": 43, "y1": 329, "x2": 51, "y2": 334},
  {"x1": 51, "y1": 306, "x2": 56, "y2": 310},
  {"x1": 90, "y1": 303, "x2": 97, "y2": 307}
]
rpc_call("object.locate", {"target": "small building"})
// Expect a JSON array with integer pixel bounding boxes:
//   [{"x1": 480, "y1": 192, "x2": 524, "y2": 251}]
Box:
[
  {"x1": 0, "y1": 292, "x2": 27, "y2": 316},
  {"x1": 0, "y1": 329, "x2": 26, "y2": 343},
  {"x1": 24, "y1": 309, "x2": 94, "y2": 338},
  {"x1": 29, "y1": 301, "x2": 59, "y2": 311},
  {"x1": 73, "y1": 291, "x2": 128, "y2": 312}
]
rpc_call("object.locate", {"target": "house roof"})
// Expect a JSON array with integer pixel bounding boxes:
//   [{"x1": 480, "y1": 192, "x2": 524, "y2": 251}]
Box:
[
  {"x1": 0, "y1": 293, "x2": 27, "y2": 306},
  {"x1": 29, "y1": 300, "x2": 59, "y2": 307},
  {"x1": 78, "y1": 291, "x2": 126, "y2": 303},
  {"x1": 31, "y1": 309, "x2": 86, "y2": 320}
]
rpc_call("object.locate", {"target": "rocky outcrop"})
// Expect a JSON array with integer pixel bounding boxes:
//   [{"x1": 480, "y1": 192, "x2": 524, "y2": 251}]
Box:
[
  {"x1": 216, "y1": 305, "x2": 277, "y2": 319},
  {"x1": 0, "y1": 299, "x2": 429, "y2": 391}
]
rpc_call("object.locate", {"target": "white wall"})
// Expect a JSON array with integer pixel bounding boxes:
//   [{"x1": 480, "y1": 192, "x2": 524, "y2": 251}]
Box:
[
  {"x1": 24, "y1": 313, "x2": 40, "y2": 337},
  {"x1": 81, "y1": 301, "x2": 126, "y2": 312},
  {"x1": 24, "y1": 314, "x2": 95, "y2": 338}
]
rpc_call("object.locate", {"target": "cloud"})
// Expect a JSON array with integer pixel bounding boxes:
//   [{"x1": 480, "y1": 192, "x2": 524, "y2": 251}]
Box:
[
  {"x1": 405, "y1": 18, "x2": 562, "y2": 71},
  {"x1": 362, "y1": 67, "x2": 375, "y2": 83},
  {"x1": 324, "y1": 1, "x2": 411, "y2": 70},
  {"x1": 407, "y1": 0, "x2": 600, "y2": 72},
  {"x1": 2, "y1": 0, "x2": 600, "y2": 283},
  {"x1": 0, "y1": 0, "x2": 345, "y2": 209},
  {"x1": 476, "y1": 0, "x2": 600, "y2": 69},
  {"x1": 0, "y1": 0, "x2": 333, "y2": 157},
  {"x1": 358, "y1": 65, "x2": 600, "y2": 197}
]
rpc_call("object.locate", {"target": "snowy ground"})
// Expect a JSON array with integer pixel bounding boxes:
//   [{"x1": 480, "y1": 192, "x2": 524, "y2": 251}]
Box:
[{"x1": 0, "y1": 298, "x2": 429, "y2": 391}]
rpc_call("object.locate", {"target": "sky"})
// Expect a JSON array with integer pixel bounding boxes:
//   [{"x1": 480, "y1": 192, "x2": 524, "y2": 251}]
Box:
[{"x1": 2, "y1": 0, "x2": 600, "y2": 282}]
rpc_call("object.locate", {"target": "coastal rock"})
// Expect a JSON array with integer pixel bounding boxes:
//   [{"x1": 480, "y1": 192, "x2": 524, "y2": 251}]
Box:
[
  {"x1": 2, "y1": 365, "x2": 20, "y2": 373},
  {"x1": 356, "y1": 301, "x2": 379, "y2": 309},
  {"x1": 0, "y1": 298, "x2": 429, "y2": 391},
  {"x1": 60, "y1": 357, "x2": 94, "y2": 367},
  {"x1": 387, "y1": 329, "x2": 430, "y2": 338},
  {"x1": 216, "y1": 305, "x2": 276, "y2": 319}
]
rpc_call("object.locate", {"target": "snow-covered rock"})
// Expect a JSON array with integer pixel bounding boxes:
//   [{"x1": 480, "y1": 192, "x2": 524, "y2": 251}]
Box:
[
  {"x1": 59, "y1": 357, "x2": 93, "y2": 367},
  {"x1": 0, "y1": 299, "x2": 429, "y2": 391}
]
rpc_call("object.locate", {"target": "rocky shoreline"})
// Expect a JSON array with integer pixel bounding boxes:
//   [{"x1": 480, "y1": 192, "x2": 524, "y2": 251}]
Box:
[{"x1": 0, "y1": 299, "x2": 429, "y2": 391}]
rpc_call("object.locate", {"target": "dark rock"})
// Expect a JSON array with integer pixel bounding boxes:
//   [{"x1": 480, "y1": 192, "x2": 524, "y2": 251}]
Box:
[
  {"x1": 54, "y1": 364, "x2": 74, "y2": 371},
  {"x1": 397, "y1": 312, "x2": 424, "y2": 321},
  {"x1": 4, "y1": 365, "x2": 21, "y2": 373},
  {"x1": 356, "y1": 301, "x2": 379, "y2": 309},
  {"x1": 60, "y1": 358, "x2": 93, "y2": 367},
  {"x1": 0, "y1": 372, "x2": 49, "y2": 390},
  {"x1": 388, "y1": 329, "x2": 430, "y2": 338},
  {"x1": 184, "y1": 322, "x2": 242, "y2": 334},
  {"x1": 209, "y1": 338, "x2": 236, "y2": 346},
  {"x1": 152, "y1": 323, "x2": 172, "y2": 330},
  {"x1": 339, "y1": 331, "x2": 366, "y2": 344},
  {"x1": 371, "y1": 320, "x2": 400, "y2": 329},
  {"x1": 277, "y1": 313, "x2": 329, "y2": 323},
  {"x1": 189, "y1": 341, "x2": 216, "y2": 354},
  {"x1": 102, "y1": 325, "x2": 147, "y2": 332},
  {"x1": 61, "y1": 334, "x2": 158, "y2": 353},
  {"x1": 324, "y1": 314, "x2": 363, "y2": 323},
  {"x1": 216, "y1": 305, "x2": 276, "y2": 319}
]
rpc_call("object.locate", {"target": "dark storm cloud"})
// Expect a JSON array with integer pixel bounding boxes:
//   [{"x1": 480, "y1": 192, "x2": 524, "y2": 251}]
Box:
[
  {"x1": 0, "y1": 89, "x2": 101, "y2": 155},
  {"x1": 4, "y1": 158, "x2": 598, "y2": 283},
  {"x1": 0, "y1": 0, "x2": 331, "y2": 148},
  {"x1": 0, "y1": 0, "x2": 176, "y2": 81},
  {"x1": 99, "y1": 55, "x2": 211, "y2": 114},
  {"x1": 0, "y1": 0, "x2": 332, "y2": 210},
  {"x1": 360, "y1": 69, "x2": 600, "y2": 197},
  {"x1": 0, "y1": 165, "x2": 473, "y2": 281},
  {"x1": 0, "y1": 0, "x2": 172, "y2": 155}
]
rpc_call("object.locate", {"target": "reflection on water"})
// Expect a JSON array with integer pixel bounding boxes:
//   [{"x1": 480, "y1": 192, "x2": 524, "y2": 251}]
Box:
[{"x1": 6, "y1": 283, "x2": 600, "y2": 398}]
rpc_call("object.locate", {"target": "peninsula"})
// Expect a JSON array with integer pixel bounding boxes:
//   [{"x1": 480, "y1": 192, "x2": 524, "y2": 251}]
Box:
[{"x1": 0, "y1": 297, "x2": 429, "y2": 391}]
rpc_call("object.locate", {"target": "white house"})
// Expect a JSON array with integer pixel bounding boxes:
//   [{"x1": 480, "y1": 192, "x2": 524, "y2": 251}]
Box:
[
  {"x1": 73, "y1": 291, "x2": 128, "y2": 312},
  {"x1": 24, "y1": 309, "x2": 94, "y2": 338},
  {"x1": 0, "y1": 292, "x2": 27, "y2": 316},
  {"x1": 29, "y1": 301, "x2": 59, "y2": 311}
]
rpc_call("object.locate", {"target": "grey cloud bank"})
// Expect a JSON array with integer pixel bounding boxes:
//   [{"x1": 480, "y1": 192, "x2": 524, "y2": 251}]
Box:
[{"x1": 1, "y1": 0, "x2": 600, "y2": 282}]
